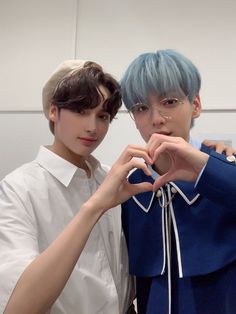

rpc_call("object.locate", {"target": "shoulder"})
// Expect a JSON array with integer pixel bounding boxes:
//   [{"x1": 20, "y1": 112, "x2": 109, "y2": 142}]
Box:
[
  {"x1": 1, "y1": 160, "x2": 49, "y2": 198},
  {"x1": 205, "y1": 150, "x2": 236, "y2": 176},
  {"x1": 200, "y1": 143, "x2": 212, "y2": 154},
  {"x1": 3, "y1": 161, "x2": 36, "y2": 183},
  {"x1": 197, "y1": 150, "x2": 236, "y2": 208},
  {"x1": 0, "y1": 162, "x2": 42, "y2": 222}
]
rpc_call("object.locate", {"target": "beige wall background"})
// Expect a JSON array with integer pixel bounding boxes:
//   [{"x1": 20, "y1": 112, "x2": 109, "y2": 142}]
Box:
[{"x1": 0, "y1": 0, "x2": 236, "y2": 179}]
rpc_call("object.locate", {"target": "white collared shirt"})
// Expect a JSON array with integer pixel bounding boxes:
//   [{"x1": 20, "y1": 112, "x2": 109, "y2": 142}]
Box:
[{"x1": 0, "y1": 146, "x2": 132, "y2": 314}]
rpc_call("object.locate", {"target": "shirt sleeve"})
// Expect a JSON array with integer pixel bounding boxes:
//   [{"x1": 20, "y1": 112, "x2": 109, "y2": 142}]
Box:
[{"x1": 0, "y1": 178, "x2": 39, "y2": 312}]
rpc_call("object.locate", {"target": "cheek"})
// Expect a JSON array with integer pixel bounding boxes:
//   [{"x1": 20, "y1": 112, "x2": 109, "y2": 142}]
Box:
[
  {"x1": 58, "y1": 119, "x2": 76, "y2": 137},
  {"x1": 135, "y1": 125, "x2": 149, "y2": 143},
  {"x1": 177, "y1": 109, "x2": 193, "y2": 124},
  {"x1": 135, "y1": 121, "x2": 149, "y2": 136},
  {"x1": 135, "y1": 120, "x2": 145, "y2": 132},
  {"x1": 99, "y1": 123, "x2": 109, "y2": 138}
]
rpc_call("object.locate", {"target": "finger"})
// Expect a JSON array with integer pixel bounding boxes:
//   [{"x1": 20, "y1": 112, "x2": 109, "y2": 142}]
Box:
[
  {"x1": 214, "y1": 141, "x2": 225, "y2": 154},
  {"x1": 152, "y1": 142, "x2": 177, "y2": 163},
  {"x1": 146, "y1": 134, "x2": 167, "y2": 158},
  {"x1": 202, "y1": 139, "x2": 214, "y2": 147},
  {"x1": 224, "y1": 147, "x2": 236, "y2": 156},
  {"x1": 111, "y1": 158, "x2": 152, "y2": 183},
  {"x1": 152, "y1": 172, "x2": 174, "y2": 191},
  {"x1": 128, "y1": 182, "x2": 154, "y2": 195},
  {"x1": 147, "y1": 134, "x2": 182, "y2": 158},
  {"x1": 116, "y1": 145, "x2": 152, "y2": 165},
  {"x1": 204, "y1": 140, "x2": 229, "y2": 154},
  {"x1": 125, "y1": 159, "x2": 152, "y2": 177}
]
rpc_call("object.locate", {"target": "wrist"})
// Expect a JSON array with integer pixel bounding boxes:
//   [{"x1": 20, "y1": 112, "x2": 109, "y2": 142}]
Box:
[
  {"x1": 81, "y1": 196, "x2": 106, "y2": 221},
  {"x1": 193, "y1": 151, "x2": 209, "y2": 176}
]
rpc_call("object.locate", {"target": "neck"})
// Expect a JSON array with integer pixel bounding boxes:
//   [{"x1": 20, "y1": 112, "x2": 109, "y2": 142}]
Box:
[
  {"x1": 152, "y1": 152, "x2": 172, "y2": 176},
  {"x1": 49, "y1": 142, "x2": 91, "y2": 177}
]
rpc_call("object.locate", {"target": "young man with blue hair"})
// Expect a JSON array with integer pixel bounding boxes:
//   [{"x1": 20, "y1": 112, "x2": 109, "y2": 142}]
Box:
[{"x1": 121, "y1": 49, "x2": 236, "y2": 314}]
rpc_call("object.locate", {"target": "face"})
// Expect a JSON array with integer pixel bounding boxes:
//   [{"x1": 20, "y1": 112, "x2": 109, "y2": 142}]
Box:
[
  {"x1": 49, "y1": 85, "x2": 111, "y2": 166},
  {"x1": 132, "y1": 93, "x2": 201, "y2": 143}
]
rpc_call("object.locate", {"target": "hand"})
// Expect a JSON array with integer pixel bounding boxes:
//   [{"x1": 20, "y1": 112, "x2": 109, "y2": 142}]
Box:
[
  {"x1": 203, "y1": 139, "x2": 236, "y2": 156},
  {"x1": 88, "y1": 145, "x2": 153, "y2": 213},
  {"x1": 146, "y1": 134, "x2": 209, "y2": 190}
]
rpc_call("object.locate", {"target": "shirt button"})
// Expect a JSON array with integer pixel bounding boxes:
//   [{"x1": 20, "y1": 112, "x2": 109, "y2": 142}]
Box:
[
  {"x1": 156, "y1": 190, "x2": 162, "y2": 198},
  {"x1": 226, "y1": 155, "x2": 236, "y2": 163},
  {"x1": 171, "y1": 187, "x2": 177, "y2": 194}
]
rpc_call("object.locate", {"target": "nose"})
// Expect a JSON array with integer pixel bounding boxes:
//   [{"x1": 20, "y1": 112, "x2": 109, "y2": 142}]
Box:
[
  {"x1": 150, "y1": 106, "x2": 167, "y2": 126},
  {"x1": 85, "y1": 115, "x2": 97, "y2": 134}
]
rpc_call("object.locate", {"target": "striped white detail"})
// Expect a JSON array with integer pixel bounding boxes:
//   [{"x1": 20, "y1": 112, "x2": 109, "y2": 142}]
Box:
[
  {"x1": 160, "y1": 187, "x2": 166, "y2": 275},
  {"x1": 170, "y1": 182, "x2": 200, "y2": 205},
  {"x1": 164, "y1": 199, "x2": 172, "y2": 314},
  {"x1": 132, "y1": 192, "x2": 155, "y2": 213},
  {"x1": 167, "y1": 184, "x2": 183, "y2": 278}
]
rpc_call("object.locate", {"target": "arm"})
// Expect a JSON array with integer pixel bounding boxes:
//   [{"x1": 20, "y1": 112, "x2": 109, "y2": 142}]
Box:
[{"x1": 4, "y1": 145, "x2": 152, "y2": 314}]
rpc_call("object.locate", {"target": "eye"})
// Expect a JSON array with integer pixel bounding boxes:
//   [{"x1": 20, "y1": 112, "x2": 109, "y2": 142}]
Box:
[
  {"x1": 131, "y1": 103, "x2": 149, "y2": 114},
  {"x1": 99, "y1": 112, "x2": 110, "y2": 121},
  {"x1": 160, "y1": 98, "x2": 179, "y2": 108}
]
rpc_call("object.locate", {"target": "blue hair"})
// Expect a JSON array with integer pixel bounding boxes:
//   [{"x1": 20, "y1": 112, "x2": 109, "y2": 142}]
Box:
[{"x1": 120, "y1": 49, "x2": 201, "y2": 110}]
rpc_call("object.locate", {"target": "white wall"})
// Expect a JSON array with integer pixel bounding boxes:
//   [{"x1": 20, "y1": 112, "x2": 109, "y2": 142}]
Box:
[
  {"x1": 0, "y1": 0, "x2": 77, "y2": 111},
  {"x1": 76, "y1": 0, "x2": 236, "y2": 109},
  {"x1": 0, "y1": 0, "x2": 236, "y2": 179}
]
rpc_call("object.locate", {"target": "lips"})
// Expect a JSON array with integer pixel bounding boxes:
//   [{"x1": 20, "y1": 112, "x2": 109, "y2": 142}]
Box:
[
  {"x1": 153, "y1": 131, "x2": 172, "y2": 136},
  {"x1": 78, "y1": 137, "x2": 97, "y2": 146}
]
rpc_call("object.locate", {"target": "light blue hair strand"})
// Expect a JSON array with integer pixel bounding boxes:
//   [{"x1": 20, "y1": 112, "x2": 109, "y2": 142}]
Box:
[{"x1": 121, "y1": 49, "x2": 201, "y2": 110}]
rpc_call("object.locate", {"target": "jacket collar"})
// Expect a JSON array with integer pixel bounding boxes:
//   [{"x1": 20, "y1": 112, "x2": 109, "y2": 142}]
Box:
[
  {"x1": 129, "y1": 138, "x2": 208, "y2": 213},
  {"x1": 130, "y1": 170, "x2": 200, "y2": 213}
]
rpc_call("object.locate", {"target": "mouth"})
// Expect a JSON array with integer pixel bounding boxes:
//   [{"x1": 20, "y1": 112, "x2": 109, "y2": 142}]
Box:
[
  {"x1": 153, "y1": 131, "x2": 172, "y2": 136},
  {"x1": 78, "y1": 137, "x2": 97, "y2": 146}
]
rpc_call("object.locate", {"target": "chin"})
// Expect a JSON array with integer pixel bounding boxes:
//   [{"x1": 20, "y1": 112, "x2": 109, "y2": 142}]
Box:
[{"x1": 67, "y1": 147, "x2": 90, "y2": 158}]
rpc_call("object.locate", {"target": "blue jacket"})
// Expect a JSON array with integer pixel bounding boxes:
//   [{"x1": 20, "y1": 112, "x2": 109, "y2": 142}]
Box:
[{"x1": 122, "y1": 146, "x2": 236, "y2": 313}]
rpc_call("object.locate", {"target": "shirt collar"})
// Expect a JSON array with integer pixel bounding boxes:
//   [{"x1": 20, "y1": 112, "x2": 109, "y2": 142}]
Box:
[{"x1": 35, "y1": 146, "x2": 105, "y2": 187}]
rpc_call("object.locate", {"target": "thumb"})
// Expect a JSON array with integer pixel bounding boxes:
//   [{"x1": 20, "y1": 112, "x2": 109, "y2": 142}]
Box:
[
  {"x1": 129, "y1": 182, "x2": 153, "y2": 196},
  {"x1": 153, "y1": 172, "x2": 174, "y2": 191}
]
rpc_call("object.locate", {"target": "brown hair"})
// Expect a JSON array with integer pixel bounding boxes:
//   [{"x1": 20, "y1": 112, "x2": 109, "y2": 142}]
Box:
[{"x1": 49, "y1": 61, "x2": 121, "y2": 133}]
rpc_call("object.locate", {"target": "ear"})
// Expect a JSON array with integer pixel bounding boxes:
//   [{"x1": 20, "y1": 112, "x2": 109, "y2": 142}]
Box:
[
  {"x1": 48, "y1": 104, "x2": 58, "y2": 122},
  {"x1": 192, "y1": 95, "x2": 202, "y2": 119}
]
